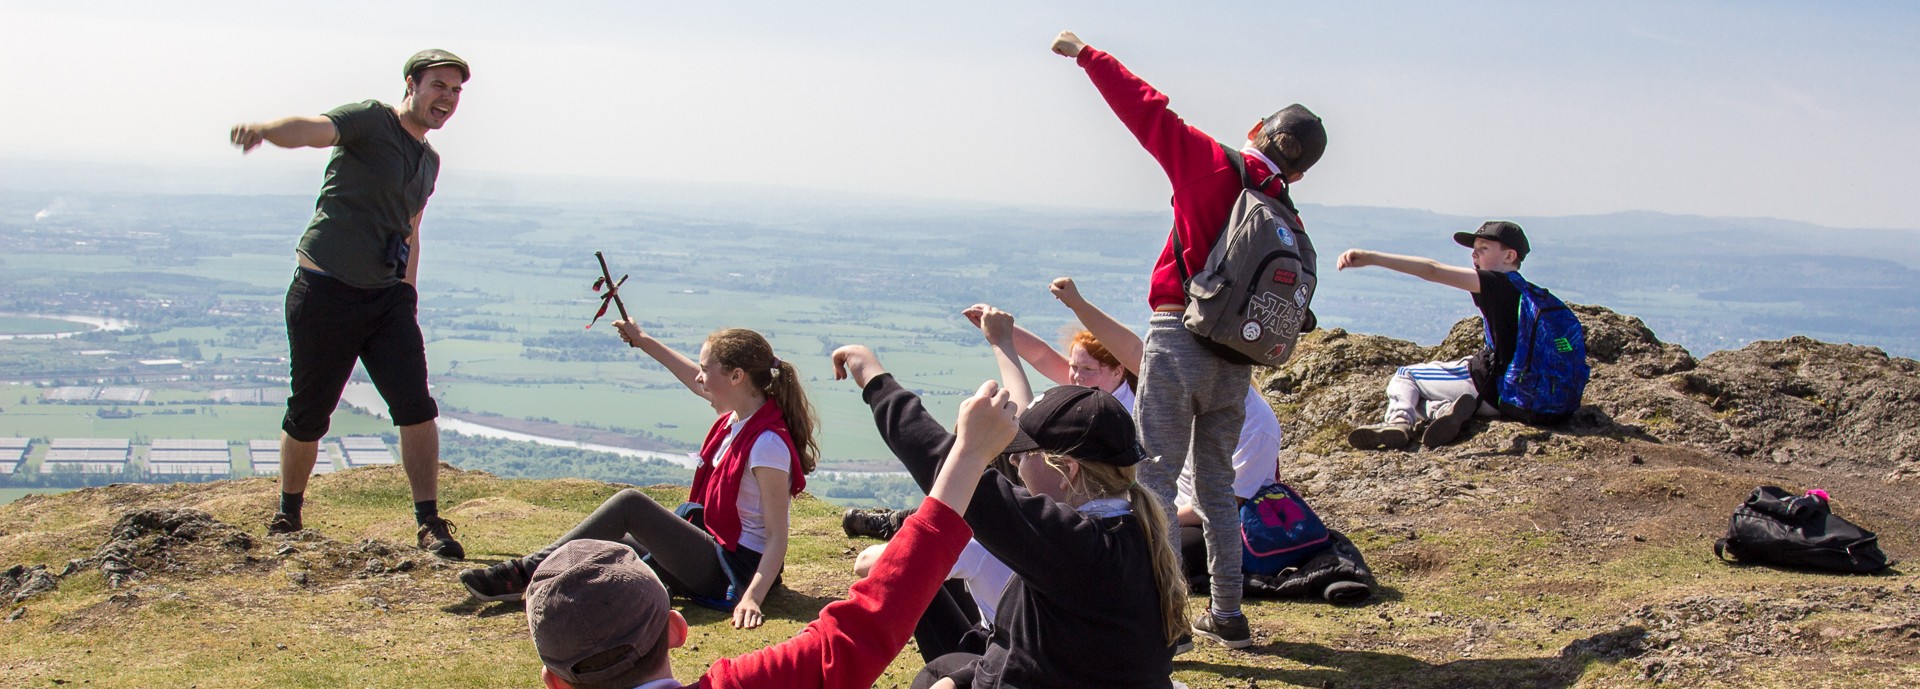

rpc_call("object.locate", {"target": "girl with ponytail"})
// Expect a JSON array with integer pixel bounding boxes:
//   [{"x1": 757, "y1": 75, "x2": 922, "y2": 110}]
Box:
[
  {"x1": 458, "y1": 321, "x2": 816, "y2": 631},
  {"x1": 835, "y1": 306, "x2": 1186, "y2": 689}
]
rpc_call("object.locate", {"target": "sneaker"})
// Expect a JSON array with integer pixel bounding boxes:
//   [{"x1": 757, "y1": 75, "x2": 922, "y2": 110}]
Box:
[
  {"x1": 1191, "y1": 610, "x2": 1253, "y2": 649},
  {"x1": 841, "y1": 508, "x2": 903, "y2": 540},
  {"x1": 417, "y1": 517, "x2": 465, "y2": 559},
  {"x1": 1173, "y1": 633, "x2": 1194, "y2": 656},
  {"x1": 459, "y1": 560, "x2": 530, "y2": 602},
  {"x1": 1347, "y1": 422, "x2": 1413, "y2": 451},
  {"x1": 1422, "y1": 394, "x2": 1478, "y2": 449},
  {"x1": 266, "y1": 512, "x2": 302, "y2": 535}
]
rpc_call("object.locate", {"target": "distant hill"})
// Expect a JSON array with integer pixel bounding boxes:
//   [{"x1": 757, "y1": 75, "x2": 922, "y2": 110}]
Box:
[{"x1": 2, "y1": 303, "x2": 1915, "y2": 688}]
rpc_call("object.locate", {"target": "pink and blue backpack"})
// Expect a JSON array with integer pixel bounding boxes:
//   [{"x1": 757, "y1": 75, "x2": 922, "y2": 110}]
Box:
[{"x1": 1241, "y1": 482, "x2": 1332, "y2": 575}]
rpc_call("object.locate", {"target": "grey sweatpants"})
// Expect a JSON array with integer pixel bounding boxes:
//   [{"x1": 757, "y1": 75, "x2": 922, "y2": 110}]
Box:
[{"x1": 1136, "y1": 312, "x2": 1248, "y2": 613}]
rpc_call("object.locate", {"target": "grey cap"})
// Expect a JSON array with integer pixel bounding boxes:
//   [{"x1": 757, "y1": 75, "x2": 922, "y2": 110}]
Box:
[
  {"x1": 404, "y1": 49, "x2": 469, "y2": 82},
  {"x1": 526, "y1": 540, "x2": 668, "y2": 689}
]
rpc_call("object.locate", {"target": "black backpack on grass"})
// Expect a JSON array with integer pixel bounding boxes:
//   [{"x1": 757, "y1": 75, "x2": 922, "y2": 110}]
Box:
[{"x1": 1714, "y1": 486, "x2": 1890, "y2": 574}]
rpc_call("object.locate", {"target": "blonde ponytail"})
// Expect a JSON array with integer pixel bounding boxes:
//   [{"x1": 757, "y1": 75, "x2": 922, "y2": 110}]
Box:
[
  {"x1": 1055, "y1": 458, "x2": 1189, "y2": 645},
  {"x1": 1127, "y1": 480, "x2": 1188, "y2": 644}
]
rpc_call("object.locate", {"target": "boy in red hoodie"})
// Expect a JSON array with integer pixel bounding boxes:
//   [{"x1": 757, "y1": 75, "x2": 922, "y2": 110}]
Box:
[{"x1": 1052, "y1": 30, "x2": 1327, "y2": 649}]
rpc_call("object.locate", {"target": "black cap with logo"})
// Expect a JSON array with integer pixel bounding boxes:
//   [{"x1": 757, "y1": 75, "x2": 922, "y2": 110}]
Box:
[
  {"x1": 1010, "y1": 385, "x2": 1148, "y2": 467},
  {"x1": 1453, "y1": 220, "x2": 1530, "y2": 259}
]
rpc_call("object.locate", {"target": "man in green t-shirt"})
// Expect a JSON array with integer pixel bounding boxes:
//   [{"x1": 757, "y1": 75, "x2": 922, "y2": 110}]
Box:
[{"x1": 228, "y1": 49, "x2": 470, "y2": 558}]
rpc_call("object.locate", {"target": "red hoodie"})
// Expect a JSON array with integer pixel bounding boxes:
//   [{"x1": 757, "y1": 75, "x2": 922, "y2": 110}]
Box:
[
  {"x1": 1076, "y1": 47, "x2": 1296, "y2": 310},
  {"x1": 695, "y1": 497, "x2": 973, "y2": 689}
]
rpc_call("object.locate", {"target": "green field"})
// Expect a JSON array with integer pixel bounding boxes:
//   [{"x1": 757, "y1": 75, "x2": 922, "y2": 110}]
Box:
[{"x1": 0, "y1": 397, "x2": 392, "y2": 442}]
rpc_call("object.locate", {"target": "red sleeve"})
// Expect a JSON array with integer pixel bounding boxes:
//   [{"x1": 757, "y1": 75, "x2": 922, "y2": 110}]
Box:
[
  {"x1": 698, "y1": 496, "x2": 973, "y2": 689},
  {"x1": 1076, "y1": 47, "x2": 1228, "y2": 190}
]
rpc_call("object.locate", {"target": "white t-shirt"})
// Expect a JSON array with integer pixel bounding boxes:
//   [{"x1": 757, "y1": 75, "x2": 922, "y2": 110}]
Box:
[
  {"x1": 948, "y1": 539, "x2": 1015, "y2": 625},
  {"x1": 708, "y1": 419, "x2": 792, "y2": 554},
  {"x1": 1161, "y1": 385, "x2": 1282, "y2": 510},
  {"x1": 1111, "y1": 380, "x2": 1137, "y2": 412}
]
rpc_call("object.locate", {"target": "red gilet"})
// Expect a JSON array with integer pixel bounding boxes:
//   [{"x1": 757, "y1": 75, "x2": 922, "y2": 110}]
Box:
[
  {"x1": 1075, "y1": 47, "x2": 1296, "y2": 310},
  {"x1": 689, "y1": 399, "x2": 805, "y2": 552},
  {"x1": 696, "y1": 497, "x2": 973, "y2": 689}
]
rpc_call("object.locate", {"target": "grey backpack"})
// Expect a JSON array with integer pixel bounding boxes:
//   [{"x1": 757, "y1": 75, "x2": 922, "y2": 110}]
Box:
[{"x1": 1175, "y1": 144, "x2": 1318, "y2": 367}]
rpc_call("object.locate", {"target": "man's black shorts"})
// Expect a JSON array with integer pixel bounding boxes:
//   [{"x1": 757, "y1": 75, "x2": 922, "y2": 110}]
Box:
[{"x1": 282, "y1": 269, "x2": 437, "y2": 442}]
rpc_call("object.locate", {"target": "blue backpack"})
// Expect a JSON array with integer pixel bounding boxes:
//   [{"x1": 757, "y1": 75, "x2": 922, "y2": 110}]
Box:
[
  {"x1": 1488, "y1": 272, "x2": 1589, "y2": 423},
  {"x1": 1240, "y1": 482, "x2": 1332, "y2": 575}
]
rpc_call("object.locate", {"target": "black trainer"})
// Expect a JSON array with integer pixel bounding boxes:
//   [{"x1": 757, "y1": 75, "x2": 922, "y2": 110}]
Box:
[
  {"x1": 459, "y1": 560, "x2": 531, "y2": 602},
  {"x1": 1347, "y1": 422, "x2": 1413, "y2": 451},
  {"x1": 1191, "y1": 610, "x2": 1253, "y2": 649},
  {"x1": 841, "y1": 508, "x2": 905, "y2": 540},
  {"x1": 1173, "y1": 633, "x2": 1194, "y2": 656},
  {"x1": 417, "y1": 516, "x2": 465, "y2": 559},
  {"x1": 267, "y1": 512, "x2": 302, "y2": 535},
  {"x1": 1422, "y1": 394, "x2": 1479, "y2": 449}
]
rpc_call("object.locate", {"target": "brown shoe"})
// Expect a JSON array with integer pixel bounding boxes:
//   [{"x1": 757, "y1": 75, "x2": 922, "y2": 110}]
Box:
[
  {"x1": 417, "y1": 517, "x2": 465, "y2": 559},
  {"x1": 1422, "y1": 394, "x2": 1479, "y2": 449},
  {"x1": 1347, "y1": 423, "x2": 1413, "y2": 451}
]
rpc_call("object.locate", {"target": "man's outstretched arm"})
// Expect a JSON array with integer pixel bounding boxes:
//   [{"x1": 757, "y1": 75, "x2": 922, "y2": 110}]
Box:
[{"x1": 230, "y1": 116, "x2": 337, "y2": 153}]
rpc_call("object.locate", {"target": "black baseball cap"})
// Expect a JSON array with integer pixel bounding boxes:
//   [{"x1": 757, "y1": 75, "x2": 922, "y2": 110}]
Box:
[
  {"x1": 404, "y1": 49, "x2": 470, "y2": 82},
  {"x1": 1260, "y1": 104, "x2": 1327, "y2": 175},
  {"x1": 1015, "y1": 385, "x2": 1148, "y2": 467},
  {"x1": 1453, "y1": 221, "x2": 1530, "y2": 259}
]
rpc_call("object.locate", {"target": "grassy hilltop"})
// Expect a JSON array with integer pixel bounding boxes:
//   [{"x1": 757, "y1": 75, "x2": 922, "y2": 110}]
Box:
[{"x1": 2, "y1": 306, "x2": 1917, "y2": 688}]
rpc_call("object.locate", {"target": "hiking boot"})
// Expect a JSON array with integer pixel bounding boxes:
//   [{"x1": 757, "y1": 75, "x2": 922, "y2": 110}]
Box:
[
  {"x1": 1191, "y1": 610, "x2": 1253, "y2": 649},
  {"x1": 1422, "y1": 394, "x2": 1478, "y2": 449},
  {"x1": 1347, "y1": 422, "x2": 1413, "y2": 451},
  {"x1": 459, "y1": 560, "x2": 531, "y2": 602},
  {"x1": 417, "y1": 517, "x2": 465, "y2": 559},
  {"x1": 841, "y1": 507, "x2": 906, "y2": 540},
  {"x1": 266, "y1": 512, "x2": 302, "y2": 535}
]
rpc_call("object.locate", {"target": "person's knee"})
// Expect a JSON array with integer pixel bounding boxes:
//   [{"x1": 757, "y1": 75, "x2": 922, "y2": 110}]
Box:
[
  {"x1": 388, "y1": 397, "x2": 438, "y2": 428},
  {"x1": 282, "y1": 415, "x2": 329, "y2": 443},
  {"x1": 853, "y1": 544, "x2": 886, "y2": 578}
]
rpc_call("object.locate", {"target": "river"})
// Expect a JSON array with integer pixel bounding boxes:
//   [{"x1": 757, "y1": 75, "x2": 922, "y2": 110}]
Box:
[
  {"x1": 337, "y1": 382, "x2": 697, "y2": 468},
  {"x1": 0, "y1": 313, "x2": 135, "y2": 341}
]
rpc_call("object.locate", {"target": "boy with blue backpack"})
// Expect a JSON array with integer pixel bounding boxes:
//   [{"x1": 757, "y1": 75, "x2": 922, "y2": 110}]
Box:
[{"x1": 1339, "y1": 221, "x2": 1588, "y2": 450}]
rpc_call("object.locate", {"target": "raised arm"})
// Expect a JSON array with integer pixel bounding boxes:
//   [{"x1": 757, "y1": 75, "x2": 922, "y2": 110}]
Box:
[
  {"x1": 229, "y1": 116, "x2": 337, "y2": 153},
  {"x1": 613, "y1": 321, "x2": 709, "y2": 402},
  {"x1": 964, "y1": 304, "x2": 1071, "y2": 385},
  {"x1": 835, "y1": 345, "x2": 946, "y2": 491},
  {"x1": 704, "y1": 382, "x2": 1012, "y2": 689},
  {"x1": 1051, "y1": 30, "x2": 1224, "y2": 188},
  {"x1": 1049, "y1": 277, "x2": 1144, "y2": 373},
  {"x1": 1337, "y1": 249, "x2": 1481, "y2": 293},
  {"x1": 975, "y1": 307, "x2": 1034, "y2": 412}
]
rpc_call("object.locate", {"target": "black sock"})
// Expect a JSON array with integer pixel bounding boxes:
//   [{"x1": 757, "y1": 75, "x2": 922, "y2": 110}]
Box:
[
  {"x1": 414, "y1": 500, "x2": 439, "y2": 525},
  {"x1": 279, "y1": 492, "x2": 303, "y2": 517}
]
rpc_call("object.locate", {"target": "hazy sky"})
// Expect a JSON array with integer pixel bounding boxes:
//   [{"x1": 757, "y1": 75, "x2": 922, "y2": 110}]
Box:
[{"x1": 4, "y1": 1, "x2": 1916, "y2": 229}]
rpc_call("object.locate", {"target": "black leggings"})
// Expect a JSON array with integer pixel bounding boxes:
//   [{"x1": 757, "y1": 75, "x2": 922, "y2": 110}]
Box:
[
  {"x1": 522, "y1": 488, "x2": 743, "y2": 601},
  {"x1": 911, "y1": 651, "x2": 983, "y2": 689},
  {"x1": 914, "y1": 580, "x2": 987, "y2": 663}
]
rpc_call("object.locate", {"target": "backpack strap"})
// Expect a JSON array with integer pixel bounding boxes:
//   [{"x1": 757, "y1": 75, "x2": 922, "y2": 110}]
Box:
[{"x1": 1171, "y1": 143, "x2": 1296, "y2": 286}]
